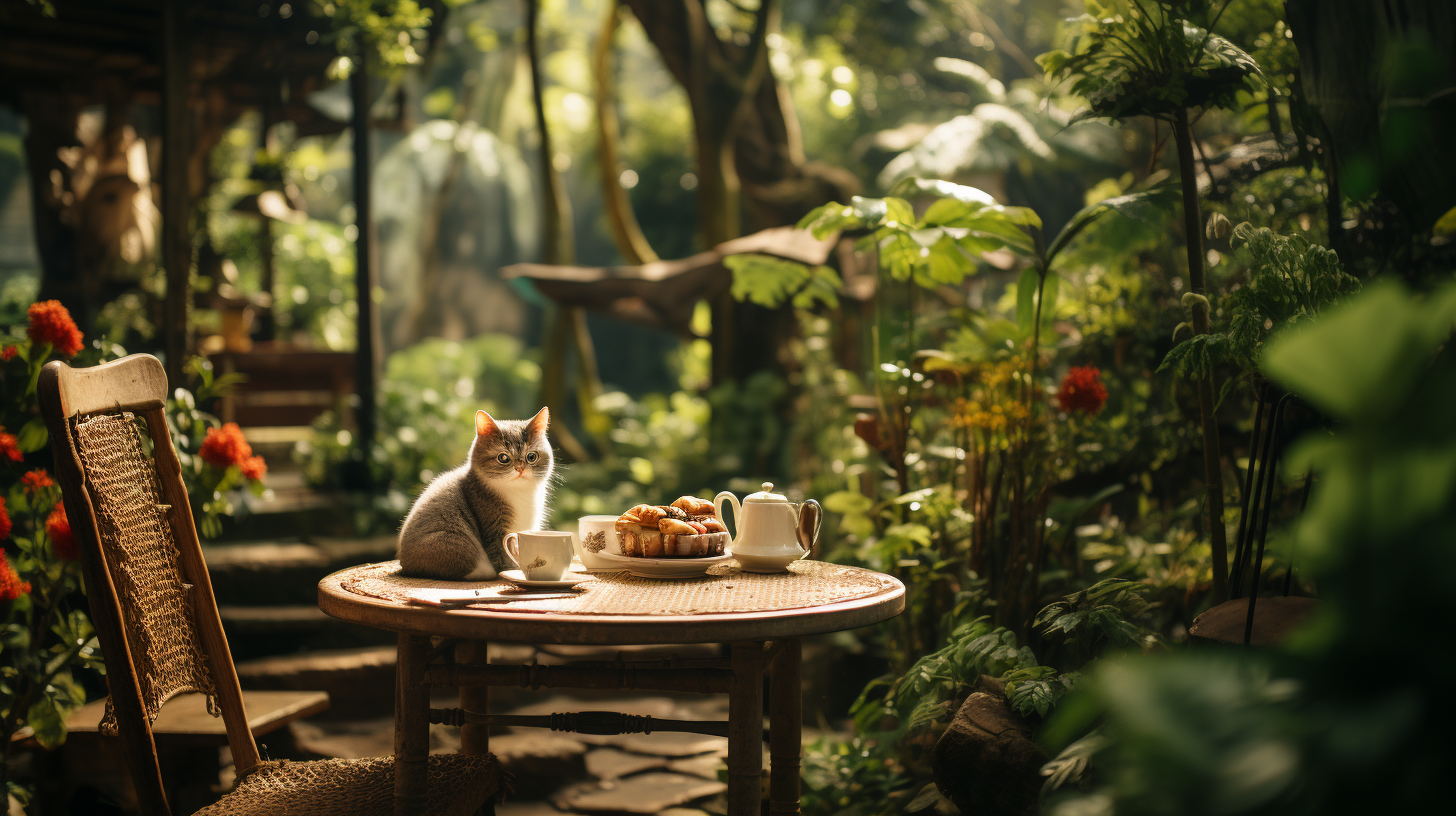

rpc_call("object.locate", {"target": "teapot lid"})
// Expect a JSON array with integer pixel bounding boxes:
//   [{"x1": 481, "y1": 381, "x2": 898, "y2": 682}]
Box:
[{"x1": 744, "y1": 482, "x2": 788, "y2": 503}]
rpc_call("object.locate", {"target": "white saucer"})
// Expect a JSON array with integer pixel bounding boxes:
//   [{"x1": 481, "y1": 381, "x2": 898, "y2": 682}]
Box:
[
  {"x1": 500, "y1": 569, "x2": 591, "y2": 589},
  {"x1": 592, "y1": 550, "x2": 733, "y2": 580}
]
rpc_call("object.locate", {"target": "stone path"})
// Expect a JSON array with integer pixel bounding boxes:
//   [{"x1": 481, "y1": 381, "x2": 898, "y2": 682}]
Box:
[{"x1": 285, "y1": 682, "x2": 741, "y2": 815}]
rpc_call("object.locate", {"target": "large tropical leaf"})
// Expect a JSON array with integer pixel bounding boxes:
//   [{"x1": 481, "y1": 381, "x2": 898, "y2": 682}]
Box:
[
  {"x1": 1045, "y1": 183, "x2": 1180, "y2": 267},
  {"x1": 1041, "y1": 1, "x2": 1265, "y2": 124},
  {"x1": 877, "y1": 103, "x2": 1055, "y2": 188}
]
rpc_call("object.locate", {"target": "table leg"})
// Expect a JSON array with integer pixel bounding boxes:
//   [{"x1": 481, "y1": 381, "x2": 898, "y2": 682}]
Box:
[
  {"x1": 394, "y1": 633, "x2": 429, "y2": 816},
  {"x1": 455, "y1": 640, "x2": 490, "y2": 755},
  {"x1": 769, "y1": 637, "x2": 802, "y2": 815},
  {"x1": 728, "y1": 641, "x2": 765, "y2": 816}
]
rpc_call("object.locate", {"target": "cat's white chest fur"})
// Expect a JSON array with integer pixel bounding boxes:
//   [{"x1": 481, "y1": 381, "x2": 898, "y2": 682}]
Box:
[{"x1": 492, "y1": 475, "x2": 546, "y2": 533}]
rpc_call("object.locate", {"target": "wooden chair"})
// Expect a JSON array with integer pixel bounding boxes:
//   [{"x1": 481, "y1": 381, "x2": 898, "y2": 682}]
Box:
[{"x1": 38, "y1": 354, "x2": 501, "y2": 816}]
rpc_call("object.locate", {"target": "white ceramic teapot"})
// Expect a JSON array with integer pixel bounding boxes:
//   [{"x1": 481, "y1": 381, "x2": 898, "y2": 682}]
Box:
[{"x1": 714, "y1": 482, "x2": 822, "y2": 573}]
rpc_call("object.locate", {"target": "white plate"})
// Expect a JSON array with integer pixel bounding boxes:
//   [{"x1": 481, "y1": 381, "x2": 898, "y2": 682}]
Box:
[
  {"x1": 499, "y1": 569, "x2": 592, "y2": 589},
  {"x1": 591, "y1": 550, "x2": 733, "y2": 580}
]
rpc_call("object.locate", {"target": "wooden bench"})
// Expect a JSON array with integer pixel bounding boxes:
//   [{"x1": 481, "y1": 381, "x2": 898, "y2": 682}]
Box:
[{"x1": 62, "y1": 689, "x2": 329, "y2": 744}]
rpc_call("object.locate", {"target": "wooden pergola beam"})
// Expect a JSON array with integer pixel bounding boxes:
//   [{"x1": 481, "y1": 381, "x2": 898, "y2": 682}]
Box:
[
  {"x1": 349, "y1": 49, "x2": 381, "y2": 486},
  {"x1": 161, "y1": 0, "x2": 189, "y2": 387}
]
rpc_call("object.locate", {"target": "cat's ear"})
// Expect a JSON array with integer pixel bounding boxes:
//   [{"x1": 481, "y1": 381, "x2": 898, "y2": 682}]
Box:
[
  {"x1": 475, "y1": 410, "x2": 499, "y2": 437},
  {"x1": 527, "y1": 406, "x2": 550, "y2": 437}
]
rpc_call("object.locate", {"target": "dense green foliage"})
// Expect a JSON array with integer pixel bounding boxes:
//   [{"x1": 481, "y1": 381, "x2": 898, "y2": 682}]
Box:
[{"x1": 1044, "y1": 282, "x2": 1456, "y2": 816}]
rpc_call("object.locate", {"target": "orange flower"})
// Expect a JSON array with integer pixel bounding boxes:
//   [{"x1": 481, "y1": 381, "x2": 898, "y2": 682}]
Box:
[
  {"x1": 199, "y1": 423, "x2": 254, "y2": 469},
  {"x1": 21, "y1": 469, "x2": 54, "y2": 492},
  {"x1": 240, "y1": 455, "x2": 267, "y2": 481},
  {"x1": 46, "y1": 504, "x2": 79, "y2": 561},
  {"x1": 0, "y1": 551, "x2": 30, "y2": 602},
  {"x1": 0, "y1": 345, "x2": 16, "y2": 361},
  {"x1": 26, "y1": 300, "x2": 84, "y2": 357},
  {"x1": 1057, "y1": 366, "x2": 1109, "y2": 416},
  {"x1": 0, "y1": 427, "x2": 21, "y2": 463},
  {"x1": 0, "y1": 496, "x2": 11, "y2": 541}
]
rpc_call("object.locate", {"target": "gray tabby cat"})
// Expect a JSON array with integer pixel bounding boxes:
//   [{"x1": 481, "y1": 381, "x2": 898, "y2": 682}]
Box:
[{"x1": 397, "y1": 407, "x2": 553, "y2": 579}]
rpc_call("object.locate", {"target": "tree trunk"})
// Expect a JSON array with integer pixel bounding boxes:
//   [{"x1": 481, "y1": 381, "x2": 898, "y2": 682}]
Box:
[
  {"x1": 1174, "y1": 107, "x2": 1229, "y2": 604},
  {"x1": 594, "y1": 0, "x2": 659, "y2": 265},
  {"x1": 528, "y1": 0, "x2": 600, "y2": 462}
]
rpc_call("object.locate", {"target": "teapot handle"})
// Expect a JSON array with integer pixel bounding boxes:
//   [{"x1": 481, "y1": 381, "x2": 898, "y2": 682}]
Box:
[
  {"x1": 714, "y1": 491, "x2": 742, "y2": 540},
  {"x1": 796, "y1": 500, "x2": 822, "y2": 560}
]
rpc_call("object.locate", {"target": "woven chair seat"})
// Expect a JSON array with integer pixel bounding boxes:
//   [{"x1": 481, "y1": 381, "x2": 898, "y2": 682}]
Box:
[{"x1": 193, "y1": 754, "x2": 500, "y2": 816}]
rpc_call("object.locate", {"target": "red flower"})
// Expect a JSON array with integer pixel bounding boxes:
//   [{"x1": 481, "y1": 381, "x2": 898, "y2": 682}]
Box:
[
  {"x1": 1057, "y1": 366, "x2": 1108, "y2": 416},
  {"x1": 239, "y1": 455, "x2": 267, "y2": 481},
  {"x1": 0, "y1": 427, "x2": 21, "y2": 463},
  {"x1": 27, "y1": 300, "x2": 84, "y2": 357},
  {"x1": 0, "y1": 552, "x2": 30, "y2": 602},
  {"x1": 21, "y1": 469, "x2": 54, "y2": 492},
  {"x1": 1, "y1": 345, "x2": 16, "y2": 361},
  {"x1": 46, "y1": 504, "x2": 79, "y2": 561},
  {"x1": 0, "y1": 497, "x2": 11, "y2": 541},
  {"x1": 199, "y1": 423, "x2": 254, "y2": 469}
]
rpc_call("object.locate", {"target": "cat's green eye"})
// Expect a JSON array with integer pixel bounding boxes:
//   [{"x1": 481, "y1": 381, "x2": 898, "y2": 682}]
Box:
[
  {"x1": 496, "y1": 453, "x2": 511, "y2": 465},
  {"x1": 526, "y1": 452, "x2": 538, "y2": 464}
]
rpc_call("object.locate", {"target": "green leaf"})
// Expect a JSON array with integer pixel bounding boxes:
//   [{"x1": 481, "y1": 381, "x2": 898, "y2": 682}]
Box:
[
  {"x1": 1016, "y1": 268, "x2": 1040, "y2": 334},
  {"x1": 791, "y1": 266, "x2": 843, "y2": 310},
  {"x1": 1040, "y1": 272, "x2": 1061, "y2": 329},
  {"x1": 883, "y1": 197, "x2": 915, "y2": 227},
  {"x1": 921, "y1": 197, "x2": 982, "y2": 228},
  {"x1": 16, "y1": 419, "x2": 48, "y2": 454},
  {"x1": 1045, "y1": 184, "x2": 1178, "y2": 267},
  {"x1": 1435, "y1": 205, "x2": 1456, "y2": 237},
  {"x1": 883, "y1": 523, "x2": 933, "y2": 548},
  {"x1": 797, "y1": 202, "x2": 854, "y2": 237},
  {"x1": 1261, "y1": 280, "x2": 1456, "y2": 420},
  {"x1": 889, "y1": 177, "x2": 997, "y2": 206},
  {"x1": 927, "y1": 235, "x2": 971, "y2": 284},
  {"x1": 726, "y1": 254, "x2": 817, "y2": 309}
]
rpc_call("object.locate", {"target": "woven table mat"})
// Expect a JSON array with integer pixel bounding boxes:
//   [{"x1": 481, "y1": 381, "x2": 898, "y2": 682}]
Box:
[{"x1": 340, "y1": 560, "x2": 896, "y2": 616}]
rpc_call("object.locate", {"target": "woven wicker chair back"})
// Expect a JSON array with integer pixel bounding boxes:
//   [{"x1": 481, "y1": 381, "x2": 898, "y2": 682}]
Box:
[{"x1": 72, "y1": 412, "x2": 220, "y2": 734}]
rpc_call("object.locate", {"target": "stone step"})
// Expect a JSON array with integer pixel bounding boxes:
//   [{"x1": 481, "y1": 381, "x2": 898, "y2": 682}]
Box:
[
  {"x1": 219, "y1": 604, "x2": 394, "y2": 662},
  {"x1": 215, "y1": 470, "x2": 359, "y2": 542},
  {"x1": 204, "y1": 535, "x2": 397, "y2": 607},
  {"x1": 235, "y1": 645, "x2": 397, "y2": 720}
]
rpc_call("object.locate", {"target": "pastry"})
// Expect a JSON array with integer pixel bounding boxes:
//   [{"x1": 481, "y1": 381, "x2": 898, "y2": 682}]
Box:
[
  {"x1": 672, "y1": 496, "x2": 715, "y2": 516},
  {"x1": 613, "y1": 497, "x2": 731, "y2": 558}
]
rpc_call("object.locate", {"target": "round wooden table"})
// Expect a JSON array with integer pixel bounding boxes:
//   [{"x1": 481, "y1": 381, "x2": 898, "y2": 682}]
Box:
[{"x1": 318, "y1": 561, "x2": 905, "y2": 816}]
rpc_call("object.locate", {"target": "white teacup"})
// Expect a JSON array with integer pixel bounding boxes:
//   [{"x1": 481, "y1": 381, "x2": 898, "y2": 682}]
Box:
[
  {"x1": 576, "y1": 515, "x2": 622, "y2": 571},
  {"x1": 504, "y1": 530, "x2": 575, "y2": 581}
]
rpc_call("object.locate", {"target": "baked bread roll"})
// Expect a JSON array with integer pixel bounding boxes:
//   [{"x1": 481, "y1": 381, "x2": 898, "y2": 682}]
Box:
[{"x1": 672, "y1": 496, "x2": 716, "y2": 516}]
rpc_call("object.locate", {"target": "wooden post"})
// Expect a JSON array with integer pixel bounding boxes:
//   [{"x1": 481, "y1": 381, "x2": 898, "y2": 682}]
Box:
[
  {"x1": 394, "y1": 633, "x2": 429, "y2": 816},
  {"x1": 161, "y1": 0, "x2": 190, "y2": 388},
  {"x1": 769, "y1": 637, "x2": 802, "y2": 814},
  {"x1": 350, "y1": 48, "x2": 381, "y2": 486},
  {"x1": 456, "y1": 640, "x2": 490, "y2": 756},
  {"x1": 728, "y1": 642, "x2": 765, "y2": 816}
]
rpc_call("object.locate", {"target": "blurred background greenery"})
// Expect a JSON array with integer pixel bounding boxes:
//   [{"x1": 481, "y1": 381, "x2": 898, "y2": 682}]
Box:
[{"x1": 2, "y1": 1, "x2": 1453, "y2": 814}]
